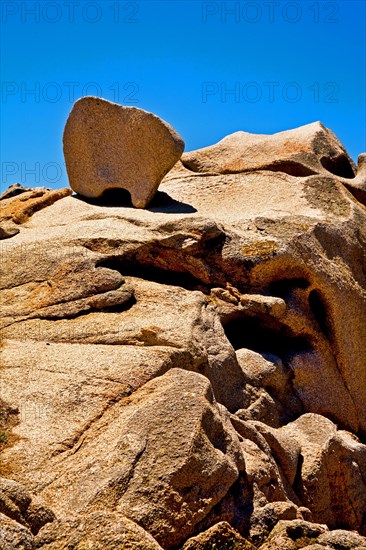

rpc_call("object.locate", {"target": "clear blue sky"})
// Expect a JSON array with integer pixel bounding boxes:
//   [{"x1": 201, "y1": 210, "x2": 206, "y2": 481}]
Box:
[{"x1": 1, "y1": 0, "x2": 365, "y2": 190}]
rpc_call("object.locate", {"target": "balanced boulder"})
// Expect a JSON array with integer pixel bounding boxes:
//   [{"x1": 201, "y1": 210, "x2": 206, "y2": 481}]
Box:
[{"x1": 63, "y1": 97, "x2": 184, "y2": 208}]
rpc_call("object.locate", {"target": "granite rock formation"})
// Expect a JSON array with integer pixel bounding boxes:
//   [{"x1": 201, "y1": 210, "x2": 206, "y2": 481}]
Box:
[
  {"x1": 63, "y1": 97, "x2": 185, "y2": 208},
  {"x1": 1, "y1": 120, "x2": 365, "y2": 548}
]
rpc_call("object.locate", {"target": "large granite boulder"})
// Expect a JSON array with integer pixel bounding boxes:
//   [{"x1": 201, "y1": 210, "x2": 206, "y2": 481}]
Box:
[{"x1": 63, "y1": 97, "x2": 185, "y2": 208}]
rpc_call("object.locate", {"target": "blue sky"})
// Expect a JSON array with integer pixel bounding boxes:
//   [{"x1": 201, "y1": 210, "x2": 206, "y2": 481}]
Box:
[{"x1": 1, "y1": 0, "x2": 365, "y2": 190}]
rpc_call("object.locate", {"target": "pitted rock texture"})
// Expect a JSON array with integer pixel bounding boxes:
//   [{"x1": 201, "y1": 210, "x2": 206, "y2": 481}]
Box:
[
  {"x1": 35, "y1": 512, "x2": 164, "y2": 549},
  {"x1": 181, "y1": 521, "x2": 255, "y2": 549},
  {"x1": 0, "y1": 513, "x2": 35, "y2": 550},
  {"x1": 1, "y1": 122, "x2": 366, "y2": 548},
  {"x1": 63, "y1": 96, "x2": 185, "y2": 208},
  {"x1": 0, "y1": 477, "x2": 54, "y2": 535}
]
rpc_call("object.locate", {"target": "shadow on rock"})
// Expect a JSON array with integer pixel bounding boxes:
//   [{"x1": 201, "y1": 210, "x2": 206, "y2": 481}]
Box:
[{"x1": 73, "y1": 189, "x2": 197, "y2": 214}]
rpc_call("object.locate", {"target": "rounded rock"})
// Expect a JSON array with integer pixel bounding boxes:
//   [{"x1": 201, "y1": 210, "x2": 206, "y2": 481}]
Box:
[{"x1": 63, "y1": 96, "x2": 185, "y2": 208}]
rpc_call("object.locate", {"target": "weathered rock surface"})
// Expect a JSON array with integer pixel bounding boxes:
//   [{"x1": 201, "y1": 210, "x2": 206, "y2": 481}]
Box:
[
  {"x1": 1, "y1": 121, "x2": 365, "y2": 548},
  {"x1": 343, "y1": 153, "x2": 366, "y2": 205},
  {"x1": 35, "y1": 512, "x2": 163, "y2": 549},
  {"x1": 180, "y1": 122, "x2": 356, "y2": 178},
  {"x1": 0, "y1": 477, "x2": 56, "y2": 550},
  {"x1": 182, "y1": 521, "x2": 255, "y2": 549},
  {"x1": 257, "y1": 519, "x2": 329, "y2": 550},
  {"x1": 257, "y1": 520, "x2": 366, "y2": 550},
  {"x1": 0, "y1": 185, "x2": 71, "y2": 240},
  {"x1": 63, "y1": 96, "x2": 185, "y2": 208},
  {"x1": 0, "y1": 183, "x2": 33, "y2": 201},
  {"x1": 315, "y1": 529, "x2": 366, "y2": 549},
  {"x1": 0, "y1": 513, "x2": 35, "y2": 550},
  {"x1": 0, "y1": 477, "x2": 54, "y2": 535},
  {"x1": 281, "y1": 414, "x2": 366, "y2": 533},
  {"x1": 32, "y1": 368, "x2": 244, "y2": 548}
]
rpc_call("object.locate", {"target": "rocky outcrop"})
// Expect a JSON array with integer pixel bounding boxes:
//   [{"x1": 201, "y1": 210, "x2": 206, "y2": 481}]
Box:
[
  {"x1": 182, "y1": 521, "x2": 255, "y2": 549},
  {"x1": 0, "y1": 184, "x2": 71, "y2": 240},
  {"x1": 0, "y1": 514, "x2": 35, "y2": 550},
  {"x1": 0, "y1": 477, "x2": 55, "y2": 550},
  {"x1": 257, "y1": 520, "x2": 366, "y2": 550},
  {"x1": 35, "y1": 512, "x2": 164, "y2": 549},
  {"x1": 0, "y1": 477, "x2": 54, "y2": 535},
  {"x1": 1, "y1": 119, "x2": 366, "y2": 548},
  {"x1": 280, "y1": 414, "x2": 366, "y2": 532},
  {"x1": 177, "y1": 122, "x2": 366, "y2": 206},
  {"x1": 34, "y1": 368, "x2": 245, "y2": 548},
  {"x1": 180, "y1": 122, "x2": 356, "y2": 178},
  {"x1": 63, "y1": 97, "x2": 185, "y2": 208}
]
